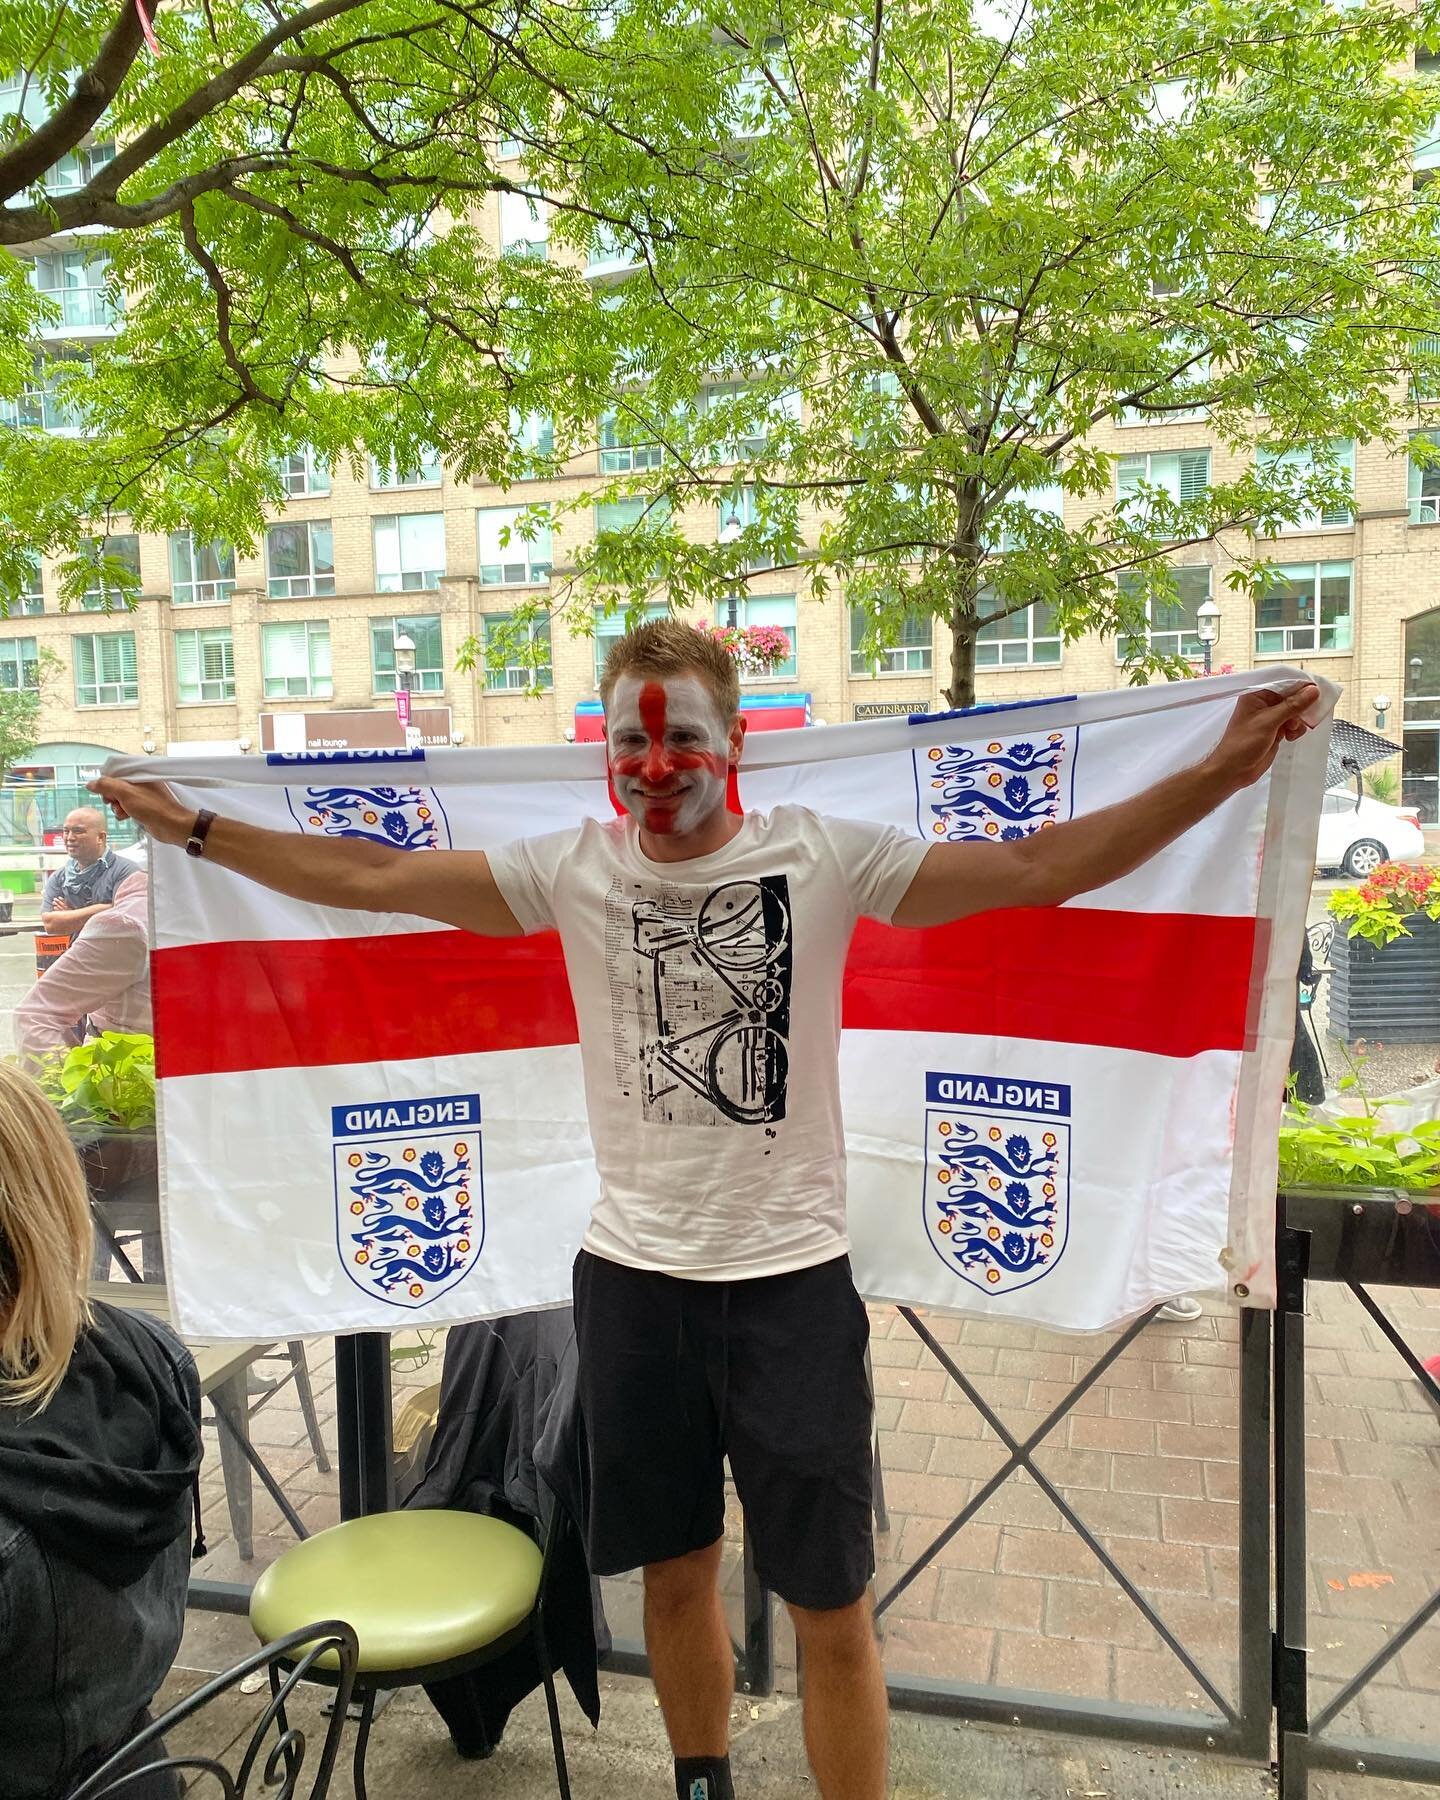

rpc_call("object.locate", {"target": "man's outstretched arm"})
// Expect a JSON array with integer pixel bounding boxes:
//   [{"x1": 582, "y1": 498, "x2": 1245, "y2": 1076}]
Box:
[
  {"x1": 892, "y1": 683, "x2": 1319, "y2": 930},
  {"x1": 90, "y1": 776, "x2": 526, "y2": 938}
]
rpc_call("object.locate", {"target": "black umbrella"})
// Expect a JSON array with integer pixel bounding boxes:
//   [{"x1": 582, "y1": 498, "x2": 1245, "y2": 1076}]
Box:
[{"x1": 1325, "y1": 717, "x2": 1398, "y2": 796}]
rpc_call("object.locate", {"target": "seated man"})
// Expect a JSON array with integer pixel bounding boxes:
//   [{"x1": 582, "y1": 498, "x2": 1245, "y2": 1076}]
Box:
[
  {"x1": 15, "y1": 871, "x2": 151, "y2": 1073},
  {"x1": 41, "y1": 807, "x2": 129, "y2": 939}
]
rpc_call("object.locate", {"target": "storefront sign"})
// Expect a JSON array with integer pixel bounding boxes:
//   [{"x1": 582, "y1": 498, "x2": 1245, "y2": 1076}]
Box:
[
  {"x1": 259, "y1": 708, "x2": 452, "y2": 754},
  {"x1": 854, "y1": 700, "x2": 927, "y2": 720}
]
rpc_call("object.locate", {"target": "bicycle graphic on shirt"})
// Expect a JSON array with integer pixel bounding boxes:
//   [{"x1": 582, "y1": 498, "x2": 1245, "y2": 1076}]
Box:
[{"x1": 630, "y1": 876, "x2": 793, "y2": 1126}]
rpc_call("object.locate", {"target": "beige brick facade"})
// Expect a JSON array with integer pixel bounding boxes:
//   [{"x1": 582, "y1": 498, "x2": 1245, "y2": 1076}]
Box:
[{"x1": 6, "y1": 416, "x2": 1433, "y2": 778}]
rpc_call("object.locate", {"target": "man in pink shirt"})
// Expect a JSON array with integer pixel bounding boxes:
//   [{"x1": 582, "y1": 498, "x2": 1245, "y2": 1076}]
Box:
[{"x1": 14, "y1": 871, "x2": 151, "y2": 1072}]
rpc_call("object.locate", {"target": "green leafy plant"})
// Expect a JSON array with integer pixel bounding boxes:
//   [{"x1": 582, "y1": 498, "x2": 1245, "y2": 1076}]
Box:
[
  {"x1": 1328, "y1": 860, "x2": 1440, "y2": 947},
  {"x1": 1364, "y1": 765, "x2": 1401, "y2": 806},
  {"x1": 1279, "y1": 1041, "x2": 1440, "y2": 1192},
  {"x1": 1278, "y1": 1105, "x2": 1440, "y2": 1192},
  {"x1": 33, "y1": 1032, "x2": 157, "y2": 1134}
]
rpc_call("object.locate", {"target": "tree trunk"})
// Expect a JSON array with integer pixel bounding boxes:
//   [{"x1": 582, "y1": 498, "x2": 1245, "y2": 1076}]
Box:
[{"x1": 945, "y1": 609, "x2": 976, "y2": 710}]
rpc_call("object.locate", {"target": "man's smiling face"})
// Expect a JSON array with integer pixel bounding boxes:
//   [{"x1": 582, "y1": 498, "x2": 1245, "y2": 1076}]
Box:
[{"x1": 606, "y1": 672, "x2": 739, "y2": 838}]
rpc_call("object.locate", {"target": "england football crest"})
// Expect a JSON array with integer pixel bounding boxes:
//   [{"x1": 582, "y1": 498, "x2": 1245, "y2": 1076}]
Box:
[
  {"x1": 922, "y1": 1071, "x2": 1070, "y2": 1296},
  {"x1": 332, "y1": 1094, "x2": 484, "y2": 1309},
  {"x1": 915, "y1": 728, "x2": 1076, "y2": 842},
  {"x1": 288, "y1": 783, "x2": 452, "y2": 850}
]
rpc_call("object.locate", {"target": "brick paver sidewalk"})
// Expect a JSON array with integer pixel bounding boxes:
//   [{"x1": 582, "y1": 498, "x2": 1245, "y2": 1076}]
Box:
[{"x1": 188, "y1": 1280, "x2": 1439, "y2": 1753}]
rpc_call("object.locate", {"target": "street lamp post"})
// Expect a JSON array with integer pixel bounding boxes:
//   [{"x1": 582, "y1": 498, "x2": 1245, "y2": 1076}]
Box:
[
  {"x1": 393, "y1": 631, "x2": 418, "y2": 745},
  {"x1": 1195, "y1": 596, "x2": 1222, "y2": 677}
]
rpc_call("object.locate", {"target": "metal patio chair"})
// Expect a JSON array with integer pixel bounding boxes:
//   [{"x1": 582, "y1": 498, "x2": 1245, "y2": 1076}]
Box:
[
  {"x1": 250, "y1": 1508, "x2": 572, "y2": 1800},
  {"x1": 67, "y1": 1621, "x2": 357, "y2": 1800}
]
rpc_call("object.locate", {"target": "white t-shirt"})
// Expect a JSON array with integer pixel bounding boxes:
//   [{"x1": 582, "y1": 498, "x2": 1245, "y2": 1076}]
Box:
[{"x1": 488, "y1": 804, "x2": 929, "y2": 1280}]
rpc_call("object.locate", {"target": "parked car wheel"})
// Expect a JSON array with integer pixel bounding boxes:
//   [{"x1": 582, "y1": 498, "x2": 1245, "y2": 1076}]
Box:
[{"x1": 1342, "y1": 838, "x2": 1388, "y2": 879}]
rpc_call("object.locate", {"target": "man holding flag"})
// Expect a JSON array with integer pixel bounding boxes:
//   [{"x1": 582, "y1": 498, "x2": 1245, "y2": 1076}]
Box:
[{"x1": 95, "y1": 620, "x2": 1315, "y2": 1800}]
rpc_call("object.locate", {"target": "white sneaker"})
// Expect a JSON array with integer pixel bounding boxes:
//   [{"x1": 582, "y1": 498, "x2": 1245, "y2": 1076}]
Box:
[{"x1": 1156, "y1": 1295, "x2": 1203, "y2": 1323}]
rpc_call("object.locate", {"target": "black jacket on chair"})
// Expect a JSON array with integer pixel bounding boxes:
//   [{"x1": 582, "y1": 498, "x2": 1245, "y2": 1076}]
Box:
[{"x1": 403, "y1": 1308, "x2": 607, "y2": 1757}]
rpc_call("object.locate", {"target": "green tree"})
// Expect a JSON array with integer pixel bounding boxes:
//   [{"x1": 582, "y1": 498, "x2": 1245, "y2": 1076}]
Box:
[
  {"x1": 0, "y1": 645, "x2": 57, "y2": 776},
  {"x1": 0, "y1": 0, "x2": 623, "y2": 609},
  {"x1": 517, "y1": 0, "x2": 1440, "y2": 703}
]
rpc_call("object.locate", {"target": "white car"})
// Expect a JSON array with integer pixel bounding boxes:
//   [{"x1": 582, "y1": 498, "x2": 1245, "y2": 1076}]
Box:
[{"x1": 1316, "y1": 788, "x2": 1425, "y2": 878}]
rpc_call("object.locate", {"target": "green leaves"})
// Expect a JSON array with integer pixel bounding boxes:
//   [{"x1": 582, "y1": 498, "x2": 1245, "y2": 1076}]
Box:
[
  {"x1": 3, "y1": 0, "x2": 1440, "y2": 707},
  {"x1": 1278, "y1": 1105, "x2": 1440, "y2": 1194},
  {"x1": 530, "y1": 0, "x2": 1440, "y2": 700},
  {"x1": 32, "y1": 1030, "x2": 157, "y2": 1133}
]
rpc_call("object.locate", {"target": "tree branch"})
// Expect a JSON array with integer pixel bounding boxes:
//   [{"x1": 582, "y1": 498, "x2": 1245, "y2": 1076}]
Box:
[{"x1": 0, "y1": 0, "x2": 145, "y2": 199}]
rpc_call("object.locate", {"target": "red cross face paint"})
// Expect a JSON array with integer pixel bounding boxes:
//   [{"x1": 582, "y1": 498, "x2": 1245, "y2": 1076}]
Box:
[{"x1": 606, "y1": 674, "x2": 734, "y2": 838}]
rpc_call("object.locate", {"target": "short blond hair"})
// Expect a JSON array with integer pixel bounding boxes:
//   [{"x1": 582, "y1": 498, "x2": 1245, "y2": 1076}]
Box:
[
  {"x1": 598, "y1": 618, "x2": 741, "y2": 721},
  {"x1": 0, "y1": 1065, "x2": 93, "y2": 1412}
]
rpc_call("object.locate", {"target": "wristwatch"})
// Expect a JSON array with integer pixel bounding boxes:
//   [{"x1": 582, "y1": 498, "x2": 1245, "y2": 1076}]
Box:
[{"x1": 184, "y1": 808, "x2": 217, "y2": 858}]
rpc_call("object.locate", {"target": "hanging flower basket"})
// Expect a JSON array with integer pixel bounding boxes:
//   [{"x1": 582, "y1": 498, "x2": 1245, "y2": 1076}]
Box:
[{"x1": 696, "y1": 623, "x2": 791, "y2": 676}]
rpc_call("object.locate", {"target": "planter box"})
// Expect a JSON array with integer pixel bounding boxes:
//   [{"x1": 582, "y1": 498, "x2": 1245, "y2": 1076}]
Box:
[{"x1": 1328, "y1": 912, "x2": 1440, "y2": 1043}]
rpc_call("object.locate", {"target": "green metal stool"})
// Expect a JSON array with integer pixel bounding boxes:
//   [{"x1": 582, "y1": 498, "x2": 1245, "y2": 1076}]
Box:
[{"x1": 250, "y1": 1509, "x2": 572, "y2": 1800}]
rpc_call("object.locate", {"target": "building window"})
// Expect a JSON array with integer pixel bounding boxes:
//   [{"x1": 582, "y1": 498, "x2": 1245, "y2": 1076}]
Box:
[
  {"x1": 1116, "y1": 449, "x2": 1211, "y2": 512},
  {"x1": 1117, "y1": 566, "x2": 1212, "y2": 662},
  {"x1": 1117, "y1": 340, "x2": 1210, "y2": 425},
  {"x1": 14, "y1": 558, "x2": 43, "y2": 614},
  {"x1": 594, "y1": 601, "x2": 668, "y2": 685},
  {"x1": 717, "y1": 486, "x2": 775, "y2": 572},
  {"x1": 510, "y1": 408, "x2": 554, "y2": 462},
  {"x1": 78, "y1": 534, "x2": 141, "y2": 609},
  {"x1": 0, "y1": 354, "x2": 84, "y2": 433},
  {"x1": 599, "y1": 410, "x2": 665, "y2": 475},
  {"x1": 266, "y1": 520, "x2": 335, "y2": 598},
  {"x1": 74, "y1": 631, "x2": 138, "y2": 706},
  {"x1": 717, "y1": 593, "x2": 797, "y2": 679},
  {"x1": 482, "y1": 614, "x2": 553, "y2": 690},
  {"x1": 1255, "y1": 562, "x2": 1353, "y2": 655},
  {"x1": 587, "y1": 222, "x2": 639, "y2": 277},
  {"x1": 1416, "y1": 112, "x2": 1440, "y2": 180},
  {"x1": 702, "y1": 383, "x2": 802, "y2": 463},
  {"x1": 371, "y1": 614, "x2": 444, "y2": 695},
  {"x1": 277, "y1": 446, "x2": 329, "y2": 497},
  {"x1": 498, "y1": 189, "x2": 549, "y2": 258},
  {"x1": 595, "y1": 495, "x2": 671, "y2": 536},
  {"x1": 373, "y1": 513, "x2": 445, "y2": 592},
  {"x1": 477, "y1": 505, "x2": 551, "y2": 586},
  {"x1": 42, "y1": 140, "x2": 116, "y2": 193},
  {"x1": 1256, "y1": 441, "x2": 1354, "y2": 531},
  {"x1": 1409, "y1": 431, "x2": 1440, "y2": 524},
  {"x1": 175, "y1": 627, "x2": 235, "y2": 703},
  {"x1": 169, "y1": 532, "x2": 235, "y2": 605},
  {"x1": 974, "y1": 593, "x2": 1061, "y2": 668},
  {"x1": 28, "y1": 250, "x2": 118, "y2": 331},
  {"x1": 262, "y1": 620, "x2": 332, "y2": 699},
  {"x1": 850, "y1": 605, "x2": 935, "y2": 676},
  {"x1": 0, "y1": 636, "x2": 39, "y2": 691},
  {"x1": 371, "y1": 449, "x2": 443, "y2": 489}
]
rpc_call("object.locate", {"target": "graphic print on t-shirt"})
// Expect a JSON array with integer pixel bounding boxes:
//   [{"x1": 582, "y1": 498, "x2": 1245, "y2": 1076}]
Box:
[{"x1": 605, "y1": 875, "x2": 793, "y2": 1126}]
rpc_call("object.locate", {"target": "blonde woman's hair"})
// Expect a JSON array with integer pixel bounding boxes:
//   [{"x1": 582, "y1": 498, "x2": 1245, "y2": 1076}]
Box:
[{"x1": 0, "y1": 1064, "x2": 93, "y2": 1411}]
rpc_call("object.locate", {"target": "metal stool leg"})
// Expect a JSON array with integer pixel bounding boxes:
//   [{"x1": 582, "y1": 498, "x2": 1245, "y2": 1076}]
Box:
[
  {"x1": 212, "y1": 1371, "x2": 254, "y2": 1561},
  {"x1": 351, "y1": 1686, "x2": 377, "y2": 1800},
  {"x1": 288, "y1": 1341, "x2": 331, "y2": 1474}
]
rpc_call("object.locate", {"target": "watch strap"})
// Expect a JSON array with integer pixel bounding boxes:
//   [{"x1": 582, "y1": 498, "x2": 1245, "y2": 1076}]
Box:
[{"x1": 184, "y1": 808, "x2": 217, "y2": 859}]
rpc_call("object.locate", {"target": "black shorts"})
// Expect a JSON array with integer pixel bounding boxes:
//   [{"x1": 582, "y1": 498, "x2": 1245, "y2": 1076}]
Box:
[{"x1": 572, "y1": 1249, "x2": 875, "y2": 1611}]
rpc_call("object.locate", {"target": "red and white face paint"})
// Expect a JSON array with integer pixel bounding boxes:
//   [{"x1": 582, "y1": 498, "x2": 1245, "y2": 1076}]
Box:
[{"x1": 606, "y1": 673, "x2": 734, "y2": 838}]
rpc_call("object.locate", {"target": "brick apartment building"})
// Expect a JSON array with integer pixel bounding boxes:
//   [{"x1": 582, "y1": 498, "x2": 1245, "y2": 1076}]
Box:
[{"x1": 6, "y1": 89, "x2": 1440, "y2": 819}]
